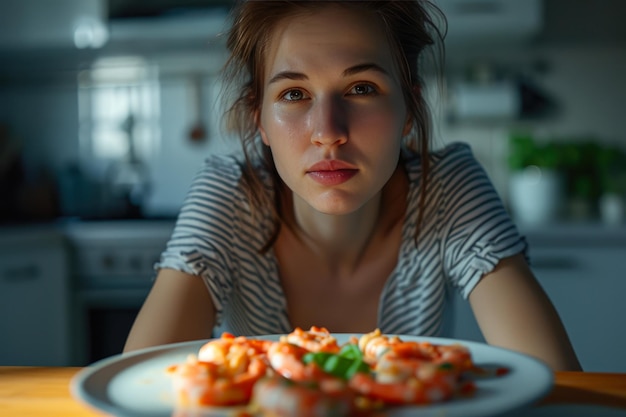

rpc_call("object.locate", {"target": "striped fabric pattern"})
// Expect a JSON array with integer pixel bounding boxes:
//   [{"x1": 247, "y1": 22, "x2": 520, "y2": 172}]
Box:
[{"x1": 157, "y1": 142, "x2": 527, "y2": 337}]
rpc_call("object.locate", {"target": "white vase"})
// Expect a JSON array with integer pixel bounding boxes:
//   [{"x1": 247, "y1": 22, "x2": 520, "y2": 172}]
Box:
[
  {"x1": 509, "y1": 166, "x2": 563, "y2": 227},
  {"x1": 599, "y1": 193, "x2": 624, "y2": 225}
]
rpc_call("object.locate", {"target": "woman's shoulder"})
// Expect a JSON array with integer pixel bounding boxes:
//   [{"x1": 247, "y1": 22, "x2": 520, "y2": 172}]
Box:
[
  {"x1": 430, "y1": 141, "x2": 474, "y2": 162},
  {"x1": 173, "y1": 151, "x2": 274, "y2": 245},
  {"x1": 199, "y1": 152, "x2": 246, "y2": 178},
  {"x1": 401, "y1": 140, "x2": 503, "y2": 228},
  {"x1": 430, "y1": 142, "x2": 485, "y2": 179},
  {"x1": 194, "y1": 151, "x2": 270, "y2": 190},
  {"x1": 183, "y1": 151, "x2": 275, "y2": 227},
  {"x1": 402, "y1": 141, "x2": 480, "y2": 179},
  {"x1": 181, "y1": 152, "x2": 257, "y2": 213}
]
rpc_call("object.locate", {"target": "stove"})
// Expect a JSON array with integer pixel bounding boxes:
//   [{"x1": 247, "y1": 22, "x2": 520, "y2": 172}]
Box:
[{"x1": 63, "y1": 219, "x2": 175, "y2": 364}]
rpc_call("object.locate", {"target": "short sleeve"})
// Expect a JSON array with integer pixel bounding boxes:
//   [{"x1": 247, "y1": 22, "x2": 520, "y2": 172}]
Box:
[
  {"x1": 156, "y1": 154, "x2": 250, "y2": 324},
  {"x1": 436, "y1": 143, "x2": 527, "y2": 299}
]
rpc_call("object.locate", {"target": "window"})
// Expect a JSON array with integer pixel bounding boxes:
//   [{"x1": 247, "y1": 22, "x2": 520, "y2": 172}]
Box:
[{"x1": 78, "y1": 56, "x2": 160, "y2": 177}]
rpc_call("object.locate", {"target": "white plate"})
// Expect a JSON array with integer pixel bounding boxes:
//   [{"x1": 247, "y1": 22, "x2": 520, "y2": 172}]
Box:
[{"x1": 71, "y1": 335, "x2": 553, "y2": 417}]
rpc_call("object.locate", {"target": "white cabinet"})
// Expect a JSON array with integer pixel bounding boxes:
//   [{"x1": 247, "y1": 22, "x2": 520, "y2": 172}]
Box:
[
  {"x1": 0, "y1": 228, "x2": 71, "y2": 366},
  {"x1": 433, "y1": 0, "x2": 543, "y2": 46},
  {"x1": 529, "y1": 243, "x2": 626, "y2": 372},
  {"x1": 450, "y1": 225, "x2": 626, "y2": 373}
]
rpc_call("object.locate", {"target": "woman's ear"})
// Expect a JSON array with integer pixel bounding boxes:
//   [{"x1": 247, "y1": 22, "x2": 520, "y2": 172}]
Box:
[
  {"x1": 402, "y1": 85, "x2": 420, "y2": 136},
  {"x1": 402, "y1": 115, "x2": 413, "y2": 136},
  {"x1": 255, "y1": 110, "x2": 270, "y2": 146}
]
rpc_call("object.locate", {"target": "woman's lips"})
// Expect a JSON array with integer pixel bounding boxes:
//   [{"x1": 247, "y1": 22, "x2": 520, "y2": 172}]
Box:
[{"x1": 306, "y1": 160, "x2": 358, "y2": 186}]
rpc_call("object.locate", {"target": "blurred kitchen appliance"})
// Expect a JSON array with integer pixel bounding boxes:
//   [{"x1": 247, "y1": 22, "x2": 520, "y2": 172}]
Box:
[{"x1": 65, "y1": 220, "x2": 174, "y2": 365}]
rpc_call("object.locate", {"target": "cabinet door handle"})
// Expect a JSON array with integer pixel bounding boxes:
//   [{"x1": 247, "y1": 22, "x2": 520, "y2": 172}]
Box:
[
  {"x1": 530, "y1": 257, "x2": 578, "y2": 271},
  {"x1": 2, "y1": 264, "x2": 41, "y2": 282}
]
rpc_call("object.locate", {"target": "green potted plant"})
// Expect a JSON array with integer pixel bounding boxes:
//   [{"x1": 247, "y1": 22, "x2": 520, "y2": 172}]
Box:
[{"x1": 558, "y1": 141, "x2": 600, "y2": 220}]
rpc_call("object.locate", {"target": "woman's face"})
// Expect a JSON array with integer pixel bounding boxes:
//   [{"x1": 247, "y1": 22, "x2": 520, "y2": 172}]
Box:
[{"x1": 258, "y1": 4, "x2": 411, "y2": 215}]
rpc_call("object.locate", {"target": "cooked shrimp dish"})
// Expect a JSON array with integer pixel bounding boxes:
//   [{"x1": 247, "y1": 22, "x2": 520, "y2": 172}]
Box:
[{"x1": 168, "y1": 327, "x2": 493, "y2": 416}]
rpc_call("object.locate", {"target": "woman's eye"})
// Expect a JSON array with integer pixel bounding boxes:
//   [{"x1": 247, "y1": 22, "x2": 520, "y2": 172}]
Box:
[
  {"x1": 349, "y1": 83, "x2": 377, "y2": 96},
  {"x1": 281, "y1": 89, "x2": 306, "y2": 101}
]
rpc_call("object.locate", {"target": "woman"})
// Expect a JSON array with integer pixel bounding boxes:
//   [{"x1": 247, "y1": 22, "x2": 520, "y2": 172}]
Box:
[{"x1": 124, "y1": 0, "x2": 581, "y2": 371}]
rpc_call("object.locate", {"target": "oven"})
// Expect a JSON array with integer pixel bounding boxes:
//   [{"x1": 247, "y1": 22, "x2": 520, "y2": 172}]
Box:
[{"x1": 65, "y1": 220, "x2": 174, "y2": 365}]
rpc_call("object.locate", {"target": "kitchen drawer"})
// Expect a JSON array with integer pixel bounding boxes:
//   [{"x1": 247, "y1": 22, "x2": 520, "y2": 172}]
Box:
[{"x1": 0, "y1": 235, "x2": 70, "y2": 366}]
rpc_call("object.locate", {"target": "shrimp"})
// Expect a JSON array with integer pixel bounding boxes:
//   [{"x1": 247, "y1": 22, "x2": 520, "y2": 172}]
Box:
[
  {"x1": 267, "y1": 341, "x2": 324, "y2": 382},
  {"x1": 349, "y1": 365, "x2": 459, "y2": 404},
  {"x1": 349, "y1": 329, "x2": 475, "y2": 404},
  {"x1": 357, "y1": 329, "x2": 402, "y2": 364},
  {"x1": 169, "y1": 333, "x2": 271, "y2": 407},
  {"x1": 264, "y1": 335, "x2": 363, "y2": 416},
  {"x1": 268, "y1": 327, "x2": 343, "y2": 384},
  {"x1": 250, "y1": 376, "x2": 355, "y2": 417},
  {"x1": 267, "y1": 341, "x2": 349, "y2": 394},
  {"x1": 358, "y1": 330, "x2": 473, "y2": 372},
  {"x1": 198, "y1": 332, "x2": 272, "y2": 367},
  {"x1": 280, "y1": 326, "x2": 341, "y2": 353}
]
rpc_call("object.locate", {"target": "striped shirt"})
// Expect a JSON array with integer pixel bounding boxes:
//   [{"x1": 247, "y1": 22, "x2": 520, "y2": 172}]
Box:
[{"x1": 157, "y1": 142, "x2": 527, "y2": 337}]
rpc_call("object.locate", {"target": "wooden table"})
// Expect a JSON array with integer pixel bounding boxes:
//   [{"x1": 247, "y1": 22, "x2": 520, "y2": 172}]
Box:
[{"x1": 1, "y1": 367, "x2": 626, "y2": 416}]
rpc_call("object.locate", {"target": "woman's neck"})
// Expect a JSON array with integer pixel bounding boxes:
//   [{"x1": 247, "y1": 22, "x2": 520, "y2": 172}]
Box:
[{"x1": 281, "y1": 164, "x2": 408, "y2": 277}]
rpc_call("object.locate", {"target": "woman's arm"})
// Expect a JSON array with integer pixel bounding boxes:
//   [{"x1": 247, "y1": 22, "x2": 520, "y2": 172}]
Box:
[
  {"x1": 469, "y1": 253, "x2": 582, "y2": 371},
  {"x1": 123, "y1": 268, "x2": 216, "y2": 353}
]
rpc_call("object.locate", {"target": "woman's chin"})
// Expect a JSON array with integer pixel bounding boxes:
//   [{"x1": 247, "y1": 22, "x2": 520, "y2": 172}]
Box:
[{"x1": 308, "y1": 198, "x2": 367, "y2": 217}]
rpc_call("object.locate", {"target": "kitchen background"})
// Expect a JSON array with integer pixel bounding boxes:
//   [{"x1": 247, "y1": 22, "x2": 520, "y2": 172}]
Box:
[{"x1": 1, "y1": 0, "x2": 625, "y2": 371}]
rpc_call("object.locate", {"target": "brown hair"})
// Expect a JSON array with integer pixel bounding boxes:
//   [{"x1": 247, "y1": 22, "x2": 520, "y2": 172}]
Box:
[{"x1": 220, "y1": 0, "x2": 446, "y2": 252}]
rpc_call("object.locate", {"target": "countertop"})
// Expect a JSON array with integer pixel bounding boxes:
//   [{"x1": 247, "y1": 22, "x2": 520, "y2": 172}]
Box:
[
  {"x1": 0, "y1": 218, "x2": 176, "y2": 246},
  {"x1": 2, "y1": 217, "x2": 626, "y2": 246},
  {"x1": 519, "y1": 222, "x2": 626, "y2": 246},
  {"x1": 2, "y1": 218, "x2": 626, "y2": 241},
  {"x1": 1, "y1": 367, "x2": 626, "y2": 416}
]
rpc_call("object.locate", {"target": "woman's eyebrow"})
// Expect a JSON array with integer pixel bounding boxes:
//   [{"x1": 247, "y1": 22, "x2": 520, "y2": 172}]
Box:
[
  {"x1": 342, "y1": 62, "x2": 390, "y2": 77},
  {"x1": 268, "y1": 62, "x2": 390, "y2": 85},
  {"x1": 268, "y1": 71, "x2": 307, "y2": 85}
]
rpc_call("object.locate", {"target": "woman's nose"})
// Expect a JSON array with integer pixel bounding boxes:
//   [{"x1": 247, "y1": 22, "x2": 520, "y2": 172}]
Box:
[{"x1": 310, "y1": 95, "x2": 348, "y2": 147}]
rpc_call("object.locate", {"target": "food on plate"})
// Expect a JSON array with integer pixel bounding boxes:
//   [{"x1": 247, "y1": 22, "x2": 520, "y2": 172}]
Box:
[
  {"x1": 250, "y1": 375, "x2": 355, "y2": 417},
  {"x1": 279, "y1": 325, "x2": 342, "y2": 353},
  {"x1": 168, "y1": 327, "x2": 487, "y2": 415},
  {"x1": 169, "y1": 333, "x2": 272, "y2": 406},
  {"x1": 349, "y1": 329, "x2": 474, "y2": 404}
]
